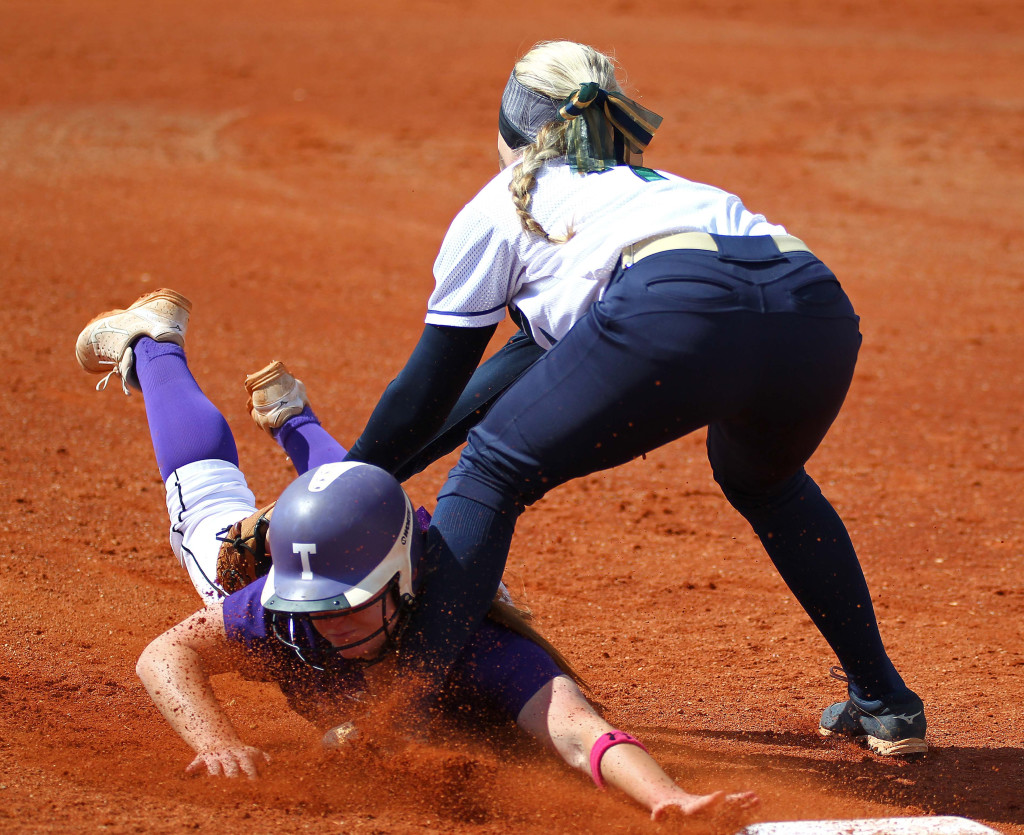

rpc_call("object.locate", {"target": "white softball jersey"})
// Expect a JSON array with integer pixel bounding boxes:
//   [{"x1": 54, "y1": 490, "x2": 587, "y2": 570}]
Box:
[{"x1": 427, "y1": 162, "x2": 787, "y2": 349}]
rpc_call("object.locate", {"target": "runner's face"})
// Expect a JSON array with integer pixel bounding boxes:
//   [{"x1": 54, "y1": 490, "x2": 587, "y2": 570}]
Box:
[{"x1": 311, "y1": 592, "x2": 396, "y2": 659}]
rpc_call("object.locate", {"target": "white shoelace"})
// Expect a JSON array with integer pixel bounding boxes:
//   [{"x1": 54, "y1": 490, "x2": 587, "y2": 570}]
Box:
[{"x1": 94, "y1": 347, "x2": 134, "y2": 396}]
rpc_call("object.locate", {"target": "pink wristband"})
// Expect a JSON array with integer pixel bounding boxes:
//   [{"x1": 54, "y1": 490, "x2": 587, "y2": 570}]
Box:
[{"x1": 589, "y1": 730, "x2": 649, "y2": 789}]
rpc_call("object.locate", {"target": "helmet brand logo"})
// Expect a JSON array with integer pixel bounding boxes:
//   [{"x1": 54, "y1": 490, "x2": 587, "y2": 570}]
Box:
[
  {"x1": 400, "y1": 505, "x2": 411, "y2": 545},
  {"x1": 294, "y1": 543, "x2": 317, "y2": 580}
]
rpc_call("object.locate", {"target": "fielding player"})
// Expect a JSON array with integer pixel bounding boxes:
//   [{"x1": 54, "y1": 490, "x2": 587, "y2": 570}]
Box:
[{"x1": 341, "y1": 40, "x2": 927, "y2": 756}]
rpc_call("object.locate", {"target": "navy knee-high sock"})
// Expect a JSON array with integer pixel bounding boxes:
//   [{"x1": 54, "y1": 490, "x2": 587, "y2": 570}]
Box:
[
  {"x1": 729, "y1": 473, "x2": 908, "y2": 701},
  {"x1": 134, "y1": 338, "x2": 238, "y2": 480},
  {"x1": 399, "y1": 494, "x2": 518, "y2": 683}
]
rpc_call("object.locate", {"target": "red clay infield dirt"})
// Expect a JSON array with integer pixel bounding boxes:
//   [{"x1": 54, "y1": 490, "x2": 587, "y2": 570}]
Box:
[{"x1": 1, "y1": 1, "x2": 1022, "y2": 832}]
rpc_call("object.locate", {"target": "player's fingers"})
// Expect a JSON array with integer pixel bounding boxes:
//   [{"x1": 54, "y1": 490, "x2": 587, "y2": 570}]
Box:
[
  {"x1": 238, "y1": 748, "x2": 267, "y2": 780},
  {"x1": 651, "y1": 791, "x2": 724, "y2": 821},
  {"x1": 186, "y1": 752, "x2": 222, "y2": 777},
  {"x1": 219, "y1": 753, "x2": 241, "y2": 778},
  {"x1": 651, "y1": 789, "x2": 763, "y2": 823},
  {"x1": 188, "y1": 748, "x2": 270, "y2": 779},
  {"x1": 726, "y1": 791, "x2": 761, "y2": 810}
]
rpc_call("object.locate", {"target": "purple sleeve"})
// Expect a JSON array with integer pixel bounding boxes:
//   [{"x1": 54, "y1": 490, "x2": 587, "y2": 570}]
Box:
[
  {"x1": 446, "y1": 619, "x2": 564, "y2": 720},
  {"x1": 222, "y1": 576, "x2": 274, "y2": 645},
  {"x1": 220, "y1": 577, "x2": 296, "y2": 683},
  {"x1": 221, "y1": 578, "x2": 367, "y2": 726},
  {"x1": 223, "y1": 578, "x2": 559, "y2": 723}
]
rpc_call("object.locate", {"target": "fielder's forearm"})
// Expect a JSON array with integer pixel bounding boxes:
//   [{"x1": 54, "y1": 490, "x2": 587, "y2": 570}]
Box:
[
  {"x1": 394, "y1": 328, "x2": 544, "y2": 481},
  {"x1": 346, "y1": 323, "x2": 495, "y2": 474}
]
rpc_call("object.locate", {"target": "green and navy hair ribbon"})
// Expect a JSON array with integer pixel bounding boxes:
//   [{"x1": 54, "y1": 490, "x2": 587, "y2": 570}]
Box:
[{"x1": 498, "y1": 70, "x2": 663, "y2": 173}]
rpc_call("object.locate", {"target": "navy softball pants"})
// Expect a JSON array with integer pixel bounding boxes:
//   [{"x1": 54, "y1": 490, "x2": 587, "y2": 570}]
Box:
[{"x1": 408, "y1": 236, "x2": 908, "y2": 702}]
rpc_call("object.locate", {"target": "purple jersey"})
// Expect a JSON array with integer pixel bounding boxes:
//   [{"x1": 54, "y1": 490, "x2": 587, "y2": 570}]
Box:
[{"x1": 223, "y1": 576, "x2": 562, "y2": 729}]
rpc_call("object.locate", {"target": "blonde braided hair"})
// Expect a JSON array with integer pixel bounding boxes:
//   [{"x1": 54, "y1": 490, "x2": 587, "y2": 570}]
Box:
[
  {"x1": 507, "y1": 42, "x2": 623, "y2": 242},
  {"x1": 509, "y1": 122, "x2": 571, "y2": 242}
]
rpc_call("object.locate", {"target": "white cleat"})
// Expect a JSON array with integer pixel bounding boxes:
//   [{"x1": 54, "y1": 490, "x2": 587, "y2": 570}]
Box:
[{"x1": 75, "y1": 288, "x2": 191, "y2": 395}]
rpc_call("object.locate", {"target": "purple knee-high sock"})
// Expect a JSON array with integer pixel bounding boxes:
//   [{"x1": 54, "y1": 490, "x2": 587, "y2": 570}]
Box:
[
  {"x1": 133, "y1": 338, "x2": 238, "y2": 480},
  {"x1": 274, "y1": 407, "x2": 348, "y2": 475}
]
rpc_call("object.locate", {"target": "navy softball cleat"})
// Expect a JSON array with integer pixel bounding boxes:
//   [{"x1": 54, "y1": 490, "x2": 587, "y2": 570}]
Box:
[{"x1": 819, "y1": 690, "x2": 927, "y2": 756}]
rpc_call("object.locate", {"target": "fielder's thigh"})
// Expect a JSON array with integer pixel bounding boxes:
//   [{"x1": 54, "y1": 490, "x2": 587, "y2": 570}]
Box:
[
  {"x1": 707, "y1": 314, "x2": 862, "y2": 498},
  {"x1": 165, "y1": 459, "x2": 257, "y2": 604},
  {"x1": 443, "y1": 305, "x2": 725, "y2": 512}
]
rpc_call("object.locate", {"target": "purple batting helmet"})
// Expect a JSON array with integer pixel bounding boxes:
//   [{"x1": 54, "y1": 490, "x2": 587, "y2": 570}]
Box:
[{"x1": 261, "y1": 462, "x2": 421, "y2": 615}]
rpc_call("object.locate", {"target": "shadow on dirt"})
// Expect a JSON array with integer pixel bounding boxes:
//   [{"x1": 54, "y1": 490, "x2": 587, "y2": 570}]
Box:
[{"x1": 669, "y1": 728, "x2": 1024, "y2": 828}]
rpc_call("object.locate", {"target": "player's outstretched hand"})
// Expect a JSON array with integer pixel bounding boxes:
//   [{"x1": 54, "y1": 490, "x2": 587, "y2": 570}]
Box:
[
  {"x1": 186, "y1": 746, "x2": 271, "y2": 779},
  {"x1": 651, "y1": 789, "x2": 760, "y2": 822}
]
